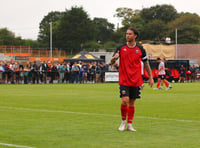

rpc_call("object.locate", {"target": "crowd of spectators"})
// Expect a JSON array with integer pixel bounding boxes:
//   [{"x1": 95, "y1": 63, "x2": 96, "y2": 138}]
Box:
[
  {"x1": 0, "y1": 60, "x2": 119, "y2": 84},
  {"x1": 0, "y1": 60, "x2": 199, "y2": 84}
]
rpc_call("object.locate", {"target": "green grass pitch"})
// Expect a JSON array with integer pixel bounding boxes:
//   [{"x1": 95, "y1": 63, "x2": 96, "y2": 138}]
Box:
[{"x1": 0, "y1": 83, "x2": 200, "y2": 148}]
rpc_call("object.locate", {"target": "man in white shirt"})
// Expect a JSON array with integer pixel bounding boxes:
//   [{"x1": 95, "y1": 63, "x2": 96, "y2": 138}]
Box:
[
  {"x1": 0, "y1": 61, "x2": 5, "y2": 82},
  {"x1": 154, "y1": 57, "x2": 172, "y2": 90}
]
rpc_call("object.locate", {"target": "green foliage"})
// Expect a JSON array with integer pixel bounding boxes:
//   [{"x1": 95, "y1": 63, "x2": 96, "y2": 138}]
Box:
[
  {"x1": 93, "y1": 17, "x2": 115, "y2": 43},
  {"x1": 83, "y1": 41, "x2": 102, "y2": 49},
  {"x1": 0, "y1": 28, "x2": 38, "y2": 47},
  {"x1": 56, "y1": 7, "x2": 95, "y2": 52},
  {"x1": 0, "y1": 28, "x2": 16, "y2": 45},
  {"x1": 22, "y1": 39, "x2": 39, "y2": 48},
  {"x1": 115, "y1": 4, "x2": 200, "y2": 43},
  {"x1": 140, "y1": 4, "x2": 178, "y2": 23},
  {"x1": 103, "y1": 41, "x2": 118, "y2": 49},
  {"x1": 38, "y1": 11, "x2": 63, "y2": 47},
  {"x1": 143, "y1": 19, "x2": 167, "y2": 40},
  {"x1": 168, "y1": 13, "x2": 200, "y2": 43},
  {"x1": 1, "y1": 4, "x2": 200, "y2": 50}
]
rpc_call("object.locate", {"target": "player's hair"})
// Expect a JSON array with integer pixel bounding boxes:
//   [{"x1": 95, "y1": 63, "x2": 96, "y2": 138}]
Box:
[{"x1": 127, "y1": 27, "x2": 139, "y2": 39}]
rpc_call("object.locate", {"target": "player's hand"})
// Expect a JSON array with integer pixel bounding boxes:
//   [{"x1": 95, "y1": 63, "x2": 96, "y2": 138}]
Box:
[
  {"x1": 148, "y1": 78, "x2": 154, "y2": 87},
  {"x1": 114, "y1": 51, "x2": 119, "y2": 59}
]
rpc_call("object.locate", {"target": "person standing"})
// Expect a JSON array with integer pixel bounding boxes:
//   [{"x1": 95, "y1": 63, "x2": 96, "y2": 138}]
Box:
[
  {"x1": 154, "y1": 58, "x2": 172, "y2": 90},
  {"x1": 111, "y1": 27, "x2": 154, "y2": 132},
  {"x1": 179, "y1": 65, "x2": 186, "y2": 83},
  {"x1": 59, "y1": 63, "x2": 65, "y2": 83},
  {"x1": 71, "y1": 62, "x2": 79, "y2": 83}
]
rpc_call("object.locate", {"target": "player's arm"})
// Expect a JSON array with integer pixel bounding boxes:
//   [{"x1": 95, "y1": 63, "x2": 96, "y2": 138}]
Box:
[
  {"x1": 111, "y1": 48, "x2": 120, "y2": 64},
  {"x1": 143, "y1": 60, "x2": 154, "y2": 87},
  {"x1": 158, "y1": 65, "x2": 164, "y2": 72}
]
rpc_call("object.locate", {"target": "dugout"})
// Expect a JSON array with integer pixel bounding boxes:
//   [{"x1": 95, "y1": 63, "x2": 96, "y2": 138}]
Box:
[
  {"x1": 149, "y1": 59, "x2": 190, "y2": 70},
  {"x1": 144, "y1": 59, "x2": 190, "y2": 82}
]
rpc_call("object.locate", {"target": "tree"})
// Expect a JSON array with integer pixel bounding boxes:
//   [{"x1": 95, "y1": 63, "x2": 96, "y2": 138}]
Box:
[
  {"x1": 0, "y1": 28, "x2": 16, "y2": 45},
  {"x1": 114, "y1": 8, "x2": 141, "y2": 26},
  {"x1": 140, "y1": 4, "x2": 178, "y2": 23},
  {"x1": 143, "y1": 19, "x2": 167, "y2": 40},
  {"x1": 168, "y1": 13, "x2": 200, "y2": 43},
  {"x1": 21, "y1": 39, "x2": 39, "y2": 48},
  {"x1": 57, "y1": 7, "x2": 95, "y2": 52},
  {"x1": 38, "y1": 11, "x2": 63, "y2": 47},
  {"x1": 92, "y1": 17, "x2": 115, "y2": 43}
]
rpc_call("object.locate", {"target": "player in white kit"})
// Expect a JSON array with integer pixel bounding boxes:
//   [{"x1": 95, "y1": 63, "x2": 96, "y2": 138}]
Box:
[{"x1": 154, "y1": 57, "x2": 172, "y2": 90}]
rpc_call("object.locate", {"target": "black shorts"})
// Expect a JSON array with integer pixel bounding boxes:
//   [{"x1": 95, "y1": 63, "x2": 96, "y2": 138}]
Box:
[
  {"x1": 158, "y1": 75, "x2": 166, "y2": 80},
  {"x1": 120, "y1": 85, "x2": 141, "y2": 99}
]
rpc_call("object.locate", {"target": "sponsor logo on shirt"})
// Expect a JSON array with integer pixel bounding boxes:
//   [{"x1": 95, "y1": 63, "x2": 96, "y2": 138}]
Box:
[{"x1": 123, "y1": 48, "x2": 127, "y2": 51}]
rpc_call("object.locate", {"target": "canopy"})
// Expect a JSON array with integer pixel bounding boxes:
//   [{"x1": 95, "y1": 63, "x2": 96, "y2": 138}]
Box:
[{"x1": 64, "y1": 50, "x2": 104, "y2": 62}]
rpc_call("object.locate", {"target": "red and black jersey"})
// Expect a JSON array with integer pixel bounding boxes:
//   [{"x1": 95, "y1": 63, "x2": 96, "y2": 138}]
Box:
[{"x1": 113, "y1": 43, "x2": 147, "y2": 87}]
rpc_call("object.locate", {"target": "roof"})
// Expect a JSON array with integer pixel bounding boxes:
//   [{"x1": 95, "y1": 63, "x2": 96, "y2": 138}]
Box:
[{"x1": 64, "y1": 50, "x2": 104, "y2": 62}]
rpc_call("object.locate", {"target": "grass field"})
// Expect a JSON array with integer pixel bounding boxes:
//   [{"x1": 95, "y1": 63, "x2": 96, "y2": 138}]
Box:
[{"x1": 0, "y1": 83, "x2": 200, "y2": 148}]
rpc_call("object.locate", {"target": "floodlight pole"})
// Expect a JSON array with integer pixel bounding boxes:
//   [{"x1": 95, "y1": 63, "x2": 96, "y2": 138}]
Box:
[
  {"x1": 50, "y1": 22, "x2": 52, "y2": 62},
  {"x1": 175, "y1": 28, "x2": 177, "y2": 60}
]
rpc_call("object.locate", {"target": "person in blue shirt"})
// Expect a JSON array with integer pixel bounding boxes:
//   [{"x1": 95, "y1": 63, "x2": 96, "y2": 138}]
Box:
[
  {"x1": 82, "y1": 62, "x2": 89, "y2": 83},
  {"x1": 71, "y1": 62, "x2": 79, "y2": 83}
]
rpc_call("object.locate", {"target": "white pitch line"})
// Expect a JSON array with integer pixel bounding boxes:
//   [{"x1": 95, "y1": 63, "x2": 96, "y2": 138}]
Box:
[
  {"x1": 0, "y1": 106, "x2": 200, "y2": 123},
  {"x1": 0, "y1": 142, "x2": 36, "y2": 148}
]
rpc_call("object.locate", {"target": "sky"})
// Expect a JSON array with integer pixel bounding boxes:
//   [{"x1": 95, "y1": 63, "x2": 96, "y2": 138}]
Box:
[{"x1": 0, "y1": 0, "x2": 200, "y2": 40}]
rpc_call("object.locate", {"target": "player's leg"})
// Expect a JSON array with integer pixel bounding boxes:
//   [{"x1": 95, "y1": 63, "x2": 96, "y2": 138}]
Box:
[
  {"x1": 164, "y1": 79, "x2": 172, "y2": 90},
  {"x1": 119, "y1": 96, "x2": 129, "y2": 131},
  {"x1": 160, "y1": 79, "x2": 164, "y2": 89},
  {"x1": 154, "y1": 77, "x2": 161, "y2": 89},
  {"x1": 127, "y1": 98, "x2": 136, "y2": 131},
  {"x1": 118, "y1": 85, "x2": 129, "y2": 131}
]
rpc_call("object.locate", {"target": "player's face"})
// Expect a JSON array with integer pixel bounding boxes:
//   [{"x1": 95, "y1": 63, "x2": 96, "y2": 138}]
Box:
[{"x1": 126, "y1": 29, "x2": 137, "y2": 42}]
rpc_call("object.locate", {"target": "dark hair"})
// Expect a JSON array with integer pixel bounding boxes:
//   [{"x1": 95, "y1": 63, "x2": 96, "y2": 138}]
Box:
[
  {"x1": 127, "y1": 27, "x2": 139, "y2": 39},
  {"x1": 157, "y1": 57, "x2": 161, "y2": 60}
]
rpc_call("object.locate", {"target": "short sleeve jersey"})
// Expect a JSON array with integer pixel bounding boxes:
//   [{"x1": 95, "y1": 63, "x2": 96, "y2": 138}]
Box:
[
  {"x1": 113, "y1": 43, "x2": 147, "y2": 87},
  {"x1": 158, "y1": 62, "x2": 165, "y2": 75}
]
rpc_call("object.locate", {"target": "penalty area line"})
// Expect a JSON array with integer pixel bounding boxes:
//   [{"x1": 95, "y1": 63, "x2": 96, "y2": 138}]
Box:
[
  {"x1": 0, "y1": 142, "x2": 36, "y2": 148},
  {"x1": 0, "y1": 106, "x2": 200, "y2": 123}
]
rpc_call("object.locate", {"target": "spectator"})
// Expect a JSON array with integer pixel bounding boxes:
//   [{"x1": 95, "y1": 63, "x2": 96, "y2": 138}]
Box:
[
  {"x1": 90, "y1": 62, "x2": 96, "y2": 83},
  {"x1": 2, "y1": 61, "x2": 7, "y2": 84},
  {"x1": 96, "y1": 63, "x2": 101, "y2": 83},
  {"x1": 0, "y1": 61, "x2": 5, "y2": 83},
  {"x1": 42, "y1": 61, "x2": 48, "y2": 83},
  {"x1": 32, "y1": 61, "x2": 39, "y2": 84},
  {"x1": 50, "y1": 64, "x2": 57, "y2": 83},
  {"x1": 27, "y1": 62, "x2": 32, "y2": 84},
  {"x1": 109, "y1": 63, "x2": 118, "y2": 71},
  {"x1": 71, "y1": 62, "x2": 79, "y2": 83},
  {"x1": 39, "y1": 62, "x2": 43, "y2": 83},
  {"x1": 64, "y1": 62, "x2": 71, "y2": 83},
  {"x1": 23, "y1": 66, "x2": 28, "y2": 84},
  {"x1": 82, "y1": 62, "x2": 89, "y2": 83},
  {"x1": 19, "y1": 66, "x2": 24, "y2": 84},
  {"x1": 59, "y1": 63, "x2": 65, "y2": 83},
  {"x1": 100, "y1": 62, "x2": 106, "y2": 83},
  {"x1": 79, "y1": 67, "x2": 84, "y2": 83},
  {"x1": 179, "y1": 65, "x2": 186, "y2": 83}
]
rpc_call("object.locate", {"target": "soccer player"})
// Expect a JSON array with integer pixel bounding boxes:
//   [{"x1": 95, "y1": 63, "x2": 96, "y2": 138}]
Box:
[
  {"x1": 111, "y1": 27, "x2": 154, "y2": 132},
  {"x1": 154, "y1": 58, "x2": 172, "y2": 90}
]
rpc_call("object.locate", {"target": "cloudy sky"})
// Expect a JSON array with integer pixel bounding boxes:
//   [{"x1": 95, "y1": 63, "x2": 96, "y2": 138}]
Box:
[{"x1": 0, "y1": 0, "x2": 200, "y2": 40}]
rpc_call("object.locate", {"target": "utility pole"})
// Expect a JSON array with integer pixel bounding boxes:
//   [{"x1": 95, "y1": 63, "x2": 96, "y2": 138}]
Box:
[
  {"x1": 175, "y1": 28, "x2": 177, "y2": 59},
  {"x1": 50, "y1": 22, "x2": 52, "y2": 62}
]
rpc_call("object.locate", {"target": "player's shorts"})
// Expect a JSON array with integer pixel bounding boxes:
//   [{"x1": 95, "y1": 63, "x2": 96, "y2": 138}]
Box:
[
  {"x1": 158, "y1": 75, "x2": 166, "y2": 80},
  {"x1": 120, "y1": 85, "x2": 141, "y2": 99},
  {"x1": 180, "y1": 73, "x2": 185, "y2": 77}
]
